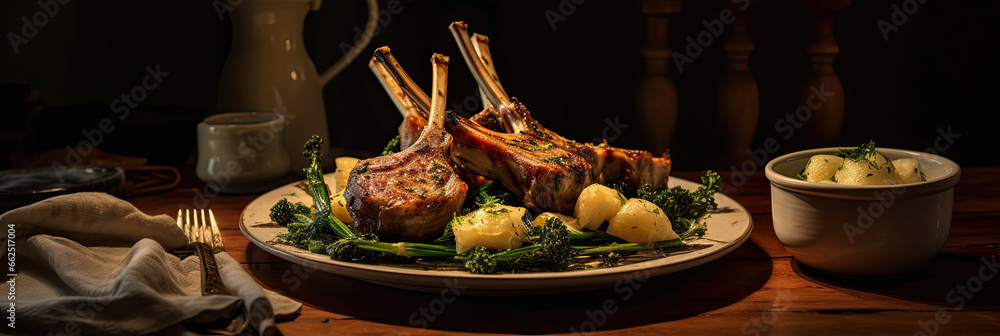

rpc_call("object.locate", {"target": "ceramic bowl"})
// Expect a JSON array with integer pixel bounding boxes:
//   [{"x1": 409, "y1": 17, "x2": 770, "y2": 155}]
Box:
[
  {"x1": 764, "y1": 148, "x2": 961, "y2": 278},
  {"x1": 0, "y1": 166, "x2": 125, "y2": 212},
  {"x1": 196, "y1": 112, "x2": 291, "y2": 193}
]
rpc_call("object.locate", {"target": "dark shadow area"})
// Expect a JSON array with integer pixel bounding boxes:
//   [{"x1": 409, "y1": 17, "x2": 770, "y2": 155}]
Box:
[
  {"x1": 2, "y1": 1, "x2": 997, "y2": 170},
  {"x1": 247, "y1": 237, "x2": 773, "y2": 334},
  {"x1": 792, "y1": 255, "x2": 1000, "y2": 310}
]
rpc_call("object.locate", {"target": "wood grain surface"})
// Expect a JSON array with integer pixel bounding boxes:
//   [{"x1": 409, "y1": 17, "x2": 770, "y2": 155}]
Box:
[{"x1": 128, "y1": 168, "x2": 1000, "y2": 335}]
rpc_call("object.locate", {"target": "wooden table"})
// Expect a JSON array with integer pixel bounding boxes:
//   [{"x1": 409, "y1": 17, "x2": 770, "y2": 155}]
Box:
[{"x1": 129, "y1": 168, "x2": 1000, "y2": 335}]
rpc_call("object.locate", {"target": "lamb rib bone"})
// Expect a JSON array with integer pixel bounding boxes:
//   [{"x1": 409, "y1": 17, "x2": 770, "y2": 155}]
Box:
[
  {"x1": 374, "y1": 47, "x2": 592, "y2": 214},
  {"x1": 468, "y1": 33, "x2": 512, "y2": 133},
  {"x1": 345, "y1": 53, "x2": 468, "y2": 241},
  {"x1": 450, "y1": 21, "x2": 672, "y2": 188},
  {"x1": 471, "y1": 33, "x2": 509, "y2": 111},
  {"x1": 371, "y1": 47, "x2": 505, "y2": 150},
  {"x1": 369, "y1": 49, "x2": 426, "y2": 149},
  {"x1": 371, "y1": 47, "x2": 492, "y2": 190}
]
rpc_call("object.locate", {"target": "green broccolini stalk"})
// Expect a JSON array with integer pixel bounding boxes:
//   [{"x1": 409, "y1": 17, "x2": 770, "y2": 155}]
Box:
[
  {"x1": 273, "y1": 217, "x2": 340, "y2": 250},
  {"x1": 573, "y1": 239, "x2": 685, "y2": 255},
  {"x1": 573, "y1": 219, "x2": 706, "y2": 255},
  {"x1": 431, "y1": 214, "x2": 459, "y2": 246},
  {"x1": 302, "y1": 135, "x2": 356, "y2": 240},
  {"x1": 326, "y1": 234, "x2": 384, "y2": 264},
  {"x1": 327, "y1": 233, "x2": 459, "y2": 263},
  {"x1": 302, "y1": 135, "x2": 331, "y2": 213},
  {"x1": 524, "y1": 218, "x2": 575, "y2": 270},
  {"x1": 350, "y1": 239, "x2": 458, "y2": 257},
  {"x1": 269, "y1": 198, "x2": 312, "y2": 225},
  {"x1": 462, "y1": 247, "x2": 499, "y2": 274}
]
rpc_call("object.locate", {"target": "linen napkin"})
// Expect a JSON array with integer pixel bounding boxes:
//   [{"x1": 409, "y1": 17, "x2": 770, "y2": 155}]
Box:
[{"x1": 0, "y1": 192, "x2": 302, "y2": 335}]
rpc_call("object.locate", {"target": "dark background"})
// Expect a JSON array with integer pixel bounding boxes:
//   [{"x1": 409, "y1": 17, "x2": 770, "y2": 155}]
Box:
[{"x1": 1, "y1": 0, "x2": 996, "y2": 170}]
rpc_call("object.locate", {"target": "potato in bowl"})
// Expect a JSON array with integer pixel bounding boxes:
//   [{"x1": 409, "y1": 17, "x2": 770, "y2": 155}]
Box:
[{"x1": 765, "y1": 145, "x2": 960, "y2": 278}]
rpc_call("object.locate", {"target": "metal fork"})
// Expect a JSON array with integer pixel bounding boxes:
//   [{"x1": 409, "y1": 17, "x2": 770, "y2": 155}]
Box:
[
  {"x1": 176, "y1": 209, "x2": 230, "y2": 296},
  {"x1": 176, "y1": 209, "x2": 253, "y2": 335}
]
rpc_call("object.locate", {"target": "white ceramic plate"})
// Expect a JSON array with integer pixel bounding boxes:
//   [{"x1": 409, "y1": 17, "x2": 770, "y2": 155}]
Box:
[{"x1": 239, "y1": 174, "x2": 753, "y2": 295}]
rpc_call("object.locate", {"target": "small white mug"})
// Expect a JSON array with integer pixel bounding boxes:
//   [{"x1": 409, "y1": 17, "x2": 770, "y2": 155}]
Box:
[{"x1": 196, "y1": 112, "x2": 291, "y2": 193}]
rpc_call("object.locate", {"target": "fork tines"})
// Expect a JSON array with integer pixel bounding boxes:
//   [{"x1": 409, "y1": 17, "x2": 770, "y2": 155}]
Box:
[{"x1": 175, "y1": 209, "x2": 226, "y2": 252}]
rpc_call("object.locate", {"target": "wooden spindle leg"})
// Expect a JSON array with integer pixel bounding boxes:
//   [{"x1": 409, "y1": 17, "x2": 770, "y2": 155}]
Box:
[
  {"x1": 718, "y1": 0, "x2": 758, "y2": 165},
  {"x1": 636, "y1": 0, "x2": 682, "y2": 156},
  {"x1": 800, "y1": 0, "x2": 850, "y2": 146}
]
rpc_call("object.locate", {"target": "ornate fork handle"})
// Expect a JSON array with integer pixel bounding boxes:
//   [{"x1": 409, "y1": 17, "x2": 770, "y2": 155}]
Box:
[
  {"x1": 177, "y1": 209, "x2": 231, "y2": 296},
  {"x1": 191, "y1": 241, "x2": 230, "y2": 296}
]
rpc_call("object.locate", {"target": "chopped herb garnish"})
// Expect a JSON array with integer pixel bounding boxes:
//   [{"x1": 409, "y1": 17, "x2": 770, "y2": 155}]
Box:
[
  {"x1": 545, "y1": 155, "x2": 570, "y2": 165},
  {"x1": 485, "y1": 208, "x2": 510, "y2": 215},
  {"x1": 476, "y1": 193, "x2": 501, "y2": 208},
  {"x1": 839, "y1": 140, "x2": 881, "y2": 170}
]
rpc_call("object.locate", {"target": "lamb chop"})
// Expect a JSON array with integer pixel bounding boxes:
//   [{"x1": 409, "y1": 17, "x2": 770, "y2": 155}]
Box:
[
  {"x1": 373, "y1": 47, "x2": 594, "y2": 214},
  {"x1": 344, "y1": 53, "x2": 468, "y2": 241},
  {"x1": 450, "y1": 22, "x2": 672, "y2": 188},
  {"x1": 445, "y1": 110, "x2": 594, "y2": 214}
]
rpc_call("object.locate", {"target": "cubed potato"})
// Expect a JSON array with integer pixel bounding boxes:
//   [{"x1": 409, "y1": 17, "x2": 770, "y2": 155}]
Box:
[
  {"x1": 453, "y1": 205, "x2": 529, "y2": 254},
  {"x1": 892, "y1": 158, "x2": 925, "y2": 184},
  {"x1": 607, "y1": 199, "x2": 679, "y2": 244},
  {"x1": 532, "y1": 212, "x2": 582, "y2": 231},
  {"x1": 802, "y1": 155, "x2": 844, "y2": 182},
  {"x1": 331, "y1": 190, "x2": 353, "y2": 224},
  {"x1": 833, "y1": 151, "x2": 898, "y2": 185},
  {"x1": 574, "y1": 184, "x2": 627, "y2": 230},
  {"x1": 333, "y1": 157, "x2": 360, "y2": 192}
]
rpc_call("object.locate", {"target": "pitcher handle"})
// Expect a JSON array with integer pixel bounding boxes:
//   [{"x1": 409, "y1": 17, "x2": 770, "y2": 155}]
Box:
[{"x1": 315, "y1": 0, "x2": 379, "y2": 85}]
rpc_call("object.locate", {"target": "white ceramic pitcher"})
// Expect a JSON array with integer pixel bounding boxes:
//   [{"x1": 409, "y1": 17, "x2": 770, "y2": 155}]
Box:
[{"x1": 217, "y1": 0, "x2": 377, "y2": 173}]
